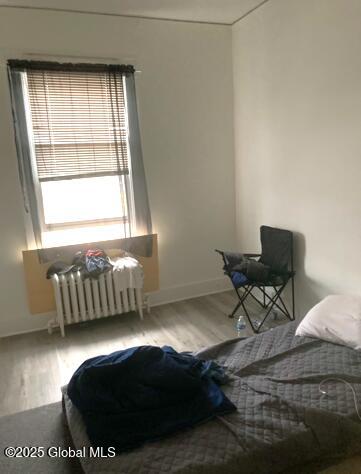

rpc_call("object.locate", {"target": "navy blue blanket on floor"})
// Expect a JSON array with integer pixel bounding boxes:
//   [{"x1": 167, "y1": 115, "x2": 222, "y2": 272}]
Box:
[{"x1": 67, "y1": 345, "x2": 236, "y2": 452}]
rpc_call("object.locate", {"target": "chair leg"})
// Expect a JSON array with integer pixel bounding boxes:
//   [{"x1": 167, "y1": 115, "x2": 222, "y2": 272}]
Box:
[
  {"x1": 232, "y1": 285, "x2": 277, "y2": 333},
  {"x1": 239, "y1": 297, "x2": 258, "y2": 333},
  {"x1": 255, "y1": 286, "x2": 286, "y2": 332},
  {"x1": 260, "y1": 285, "x2": 290, "y2": 319},
  {"x1": 247, "y1": 289, "x2": 268, "y2": 310},
  {"x1": 229, "y1": 301, "x2": 241, "y2": 319},
  {"x1": 255, "y1": 303, "x2": 277, "y2": 333},
  {"x1": 228, "y1": 279, "x2": 295, "y2": 333},
  {"x1": 228, "y1": 286, "x2": 253, "y2": 318},
  {"x1": 261, "y1": 286, "x2": 294, "y2": 320},
  {"x1": 263, "y1": 287, "x2": 266, "y2": 308},
  {"x1": 291, "y1": 274, "x2": 295, "y2": 320},
  {"x1": 272, "y1": 286, "x2": 290, "y2": 316},
  {"x1": 247, "y1": 283, "x2": 294, "y2": 333}
]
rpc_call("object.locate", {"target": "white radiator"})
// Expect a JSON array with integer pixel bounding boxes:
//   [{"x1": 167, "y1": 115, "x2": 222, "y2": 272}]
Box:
[{"x1": 49, "y1": 262, "x2": 145, "y2": 337}]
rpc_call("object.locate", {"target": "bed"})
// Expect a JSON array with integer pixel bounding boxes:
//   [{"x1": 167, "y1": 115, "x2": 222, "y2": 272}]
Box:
[{"x1": 62, "y1": 321, "x2": 361, "y2": 473}]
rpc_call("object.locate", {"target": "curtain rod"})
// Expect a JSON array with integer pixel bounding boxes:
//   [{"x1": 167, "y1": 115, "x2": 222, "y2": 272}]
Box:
[{"x1": 3, "y1": 54, "x2": 142, "y2": 73}]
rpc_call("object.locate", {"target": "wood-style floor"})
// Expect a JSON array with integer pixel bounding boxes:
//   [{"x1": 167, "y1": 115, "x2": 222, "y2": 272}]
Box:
[
  {"x1": 0, "y1": 290, "x2": 360, "y2": 473},
  {"x1": 0, "y1": 291, "x2": 240, "y2": 418}
]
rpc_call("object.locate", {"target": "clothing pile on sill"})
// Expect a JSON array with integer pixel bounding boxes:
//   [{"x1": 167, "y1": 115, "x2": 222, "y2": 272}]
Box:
[
  {"x1": 46, "y1": 248, "x2": 141, "y2": 281},
  {"x1": 67, "y1": 345, "x2": 236, "y2": 453}
]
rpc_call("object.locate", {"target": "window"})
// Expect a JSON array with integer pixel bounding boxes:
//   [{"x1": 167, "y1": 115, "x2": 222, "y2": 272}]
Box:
[
  {"x1": 20, "y1": 65, "x2": 133, "y2": 247},
  {"x1": 9, "y1": 60, "x2": 153, "y2": 252}
]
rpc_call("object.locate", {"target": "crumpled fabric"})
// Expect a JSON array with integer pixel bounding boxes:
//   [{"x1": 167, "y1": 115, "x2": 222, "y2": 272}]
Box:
[
  {"x1": 47, "y1": 248, "x2": 113, "y2": 280},
  {"x1": 46, "y1": 261, "x2": 75, "y2": 279},
  {"x1": 110, "y1": 256, "x2": 143, "y2": 288},
  {"x1": 72, "y1": 249, "x2": 113, "y2": 279},
  {"x1": 223, "y1": 252, "x2": 271, "y2": 284},
  {"x1": 67, "y1": 345, "x2": 236, "y2": 453}
]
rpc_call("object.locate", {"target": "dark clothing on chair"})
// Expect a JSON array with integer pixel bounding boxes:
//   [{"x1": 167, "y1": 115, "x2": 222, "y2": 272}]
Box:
[{"x1": 223, "y1": 252, "x2": 271, "y2": 284}]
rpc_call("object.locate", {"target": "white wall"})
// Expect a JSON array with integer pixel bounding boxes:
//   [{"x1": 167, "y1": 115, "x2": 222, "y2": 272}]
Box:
[
  {"x1": 0, "y1": 7, "x2": 235, "y2": 336},
  {"x1": 232, "y1": 0, "x2": 361, "y2": 317}
]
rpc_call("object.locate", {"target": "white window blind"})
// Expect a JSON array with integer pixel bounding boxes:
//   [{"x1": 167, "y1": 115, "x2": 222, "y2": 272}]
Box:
[{"x1": 26, "y1": 68, "x2": 129, "y2": 181}]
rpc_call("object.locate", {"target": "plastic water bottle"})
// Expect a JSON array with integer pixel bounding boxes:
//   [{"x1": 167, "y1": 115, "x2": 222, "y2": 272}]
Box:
[{"x1": 236, "y1": 315, "x2": 246, "y2": 335}]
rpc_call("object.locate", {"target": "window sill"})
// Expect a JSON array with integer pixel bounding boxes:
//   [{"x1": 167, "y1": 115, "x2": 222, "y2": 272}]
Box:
[{"x1": 42, "y1": 223, "x2": 130, "y2": 248}]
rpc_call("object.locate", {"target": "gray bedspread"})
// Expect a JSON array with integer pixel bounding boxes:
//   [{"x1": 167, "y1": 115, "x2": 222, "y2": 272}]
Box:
[{"x1": 63, "y1": 322, "x2": 361, "y2": 473}]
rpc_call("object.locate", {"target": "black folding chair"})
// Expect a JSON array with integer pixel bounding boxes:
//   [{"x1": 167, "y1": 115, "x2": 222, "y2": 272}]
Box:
[{"x1": 216, "y1": 226, "x2": 295, "y2": 333}]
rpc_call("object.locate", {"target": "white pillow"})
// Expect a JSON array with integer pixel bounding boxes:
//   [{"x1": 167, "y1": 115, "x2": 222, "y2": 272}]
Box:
[{"x1": 295, "y1": 294, "x2": 361, "y2": 350}]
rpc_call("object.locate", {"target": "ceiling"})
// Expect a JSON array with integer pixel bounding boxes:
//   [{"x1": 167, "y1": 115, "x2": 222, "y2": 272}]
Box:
[{"x1": 0, "y1": 0, "x2": 269, "y2": 25}]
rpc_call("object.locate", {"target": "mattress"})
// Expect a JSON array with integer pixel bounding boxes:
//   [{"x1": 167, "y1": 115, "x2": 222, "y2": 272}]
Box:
[{"x1": 62, "y1": 321, "x2": 361, "y2": 474}]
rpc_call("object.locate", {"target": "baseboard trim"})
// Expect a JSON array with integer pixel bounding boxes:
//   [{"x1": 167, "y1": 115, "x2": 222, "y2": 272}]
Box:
[
  {"x1": 1, "y1": 277, "x2": 232, "y2": 338},
  {"x1": 148, "y1": 276, "x2": 232, "y2": 307},
  {"x1": 0, "y1": 320, "x2": 52, "y2": 339}
]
